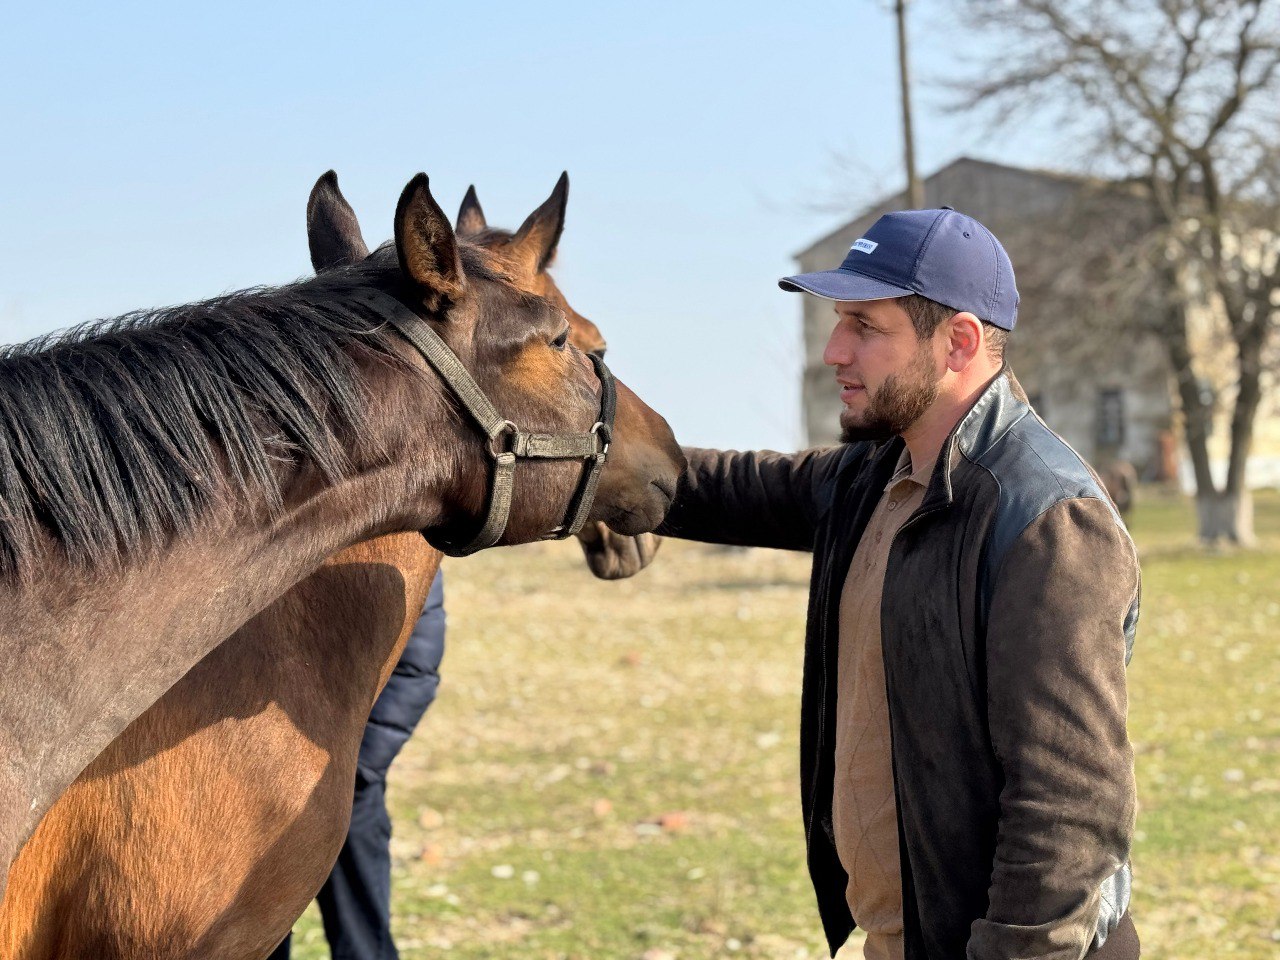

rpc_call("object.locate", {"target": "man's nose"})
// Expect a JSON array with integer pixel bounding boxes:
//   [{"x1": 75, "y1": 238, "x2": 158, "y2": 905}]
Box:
[{"x1": 823, "y1": 325, "x2": 854, "y2": 367}]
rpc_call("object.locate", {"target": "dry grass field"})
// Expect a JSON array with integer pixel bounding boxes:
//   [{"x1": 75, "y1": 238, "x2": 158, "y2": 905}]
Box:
[{"x1": 289, "y1": 489, "x2": 1280, "y2": 959}]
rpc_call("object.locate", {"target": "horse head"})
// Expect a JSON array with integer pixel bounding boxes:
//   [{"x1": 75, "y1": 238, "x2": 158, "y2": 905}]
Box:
[
  {"x1": 305, "y1": 172, "x2": 683, "y2": 549},
  {"x1": 309, "y1": 171, "x2": 665, "y2": 575}
]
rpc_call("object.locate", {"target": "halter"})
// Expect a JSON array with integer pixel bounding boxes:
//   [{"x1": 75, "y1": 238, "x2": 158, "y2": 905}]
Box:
[{"x1": 347, "y1": 288, "x2": 616, "y2": 557}]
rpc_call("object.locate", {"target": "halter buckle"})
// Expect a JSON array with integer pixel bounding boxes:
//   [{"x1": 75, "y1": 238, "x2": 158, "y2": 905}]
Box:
[
  {"x1": 487, "y1": 420, "x2": 519, "y2": 460},
  {"x1": 591, "y1": 421, "x2": 612, "y2": 455}
]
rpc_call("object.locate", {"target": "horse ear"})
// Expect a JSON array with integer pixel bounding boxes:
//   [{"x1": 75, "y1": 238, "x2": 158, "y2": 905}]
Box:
[
  {"x1": 456, "y1": 185, "x2": 488, "y2": 236},
  {"x1": 307, "y1": 171, "x2": 370, "y2": 272},
  {"x1": 510, "y1": 171, "x2": 568, "y2": 273},
  {"x1": 394, "y1": 173, "x2": 466, "y2": 305}
]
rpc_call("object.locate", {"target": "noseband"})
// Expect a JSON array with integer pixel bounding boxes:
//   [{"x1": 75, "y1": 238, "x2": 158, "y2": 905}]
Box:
[{"x1": 348, "y1": 288, "x2": 616, "y2": 557}]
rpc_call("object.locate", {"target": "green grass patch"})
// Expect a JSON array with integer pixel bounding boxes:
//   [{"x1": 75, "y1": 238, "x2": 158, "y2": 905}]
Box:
[{"x1": 288, "y1": 490, "x2": 1280, "y2": 958}]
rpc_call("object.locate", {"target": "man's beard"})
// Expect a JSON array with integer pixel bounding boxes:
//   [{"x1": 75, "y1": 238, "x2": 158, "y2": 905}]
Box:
[{"x1": 839, "y1": 342, "x2": 941, "y2": 443}]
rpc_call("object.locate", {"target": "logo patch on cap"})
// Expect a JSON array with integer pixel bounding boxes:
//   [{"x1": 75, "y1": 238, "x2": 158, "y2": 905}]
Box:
[{"x1": 850, "y1": 238, "x2": 878, "y2": 254}]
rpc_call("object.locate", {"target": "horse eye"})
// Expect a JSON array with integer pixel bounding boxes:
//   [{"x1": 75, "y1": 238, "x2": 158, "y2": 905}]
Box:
[{"x1": 551, "y1": 327, "x2": 569, "y2": 350}]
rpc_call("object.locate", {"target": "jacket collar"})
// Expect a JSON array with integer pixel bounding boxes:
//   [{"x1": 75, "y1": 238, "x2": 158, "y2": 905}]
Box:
[{"x1": 915, "y1": 365, "x2": 1029, "y2": 513}]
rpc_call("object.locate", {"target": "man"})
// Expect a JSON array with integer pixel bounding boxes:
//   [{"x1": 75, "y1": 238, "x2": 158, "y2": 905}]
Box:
[
  {"x1": 270, "y1": 571, "x2": 446, "y2": 960},
  {"x1": 659, "y1": 208, "x2": 1140, "y2": 960}
]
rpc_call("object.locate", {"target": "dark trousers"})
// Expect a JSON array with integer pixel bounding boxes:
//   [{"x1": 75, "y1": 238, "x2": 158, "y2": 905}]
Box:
[{"x1": 270, "y1": 570, "x2": 446, "y2": 960}]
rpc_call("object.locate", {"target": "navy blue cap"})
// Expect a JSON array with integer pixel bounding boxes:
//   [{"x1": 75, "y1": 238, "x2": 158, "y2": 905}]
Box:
[{"x1": 780, "y1": 207, "x2": 1019, "y2": 330}]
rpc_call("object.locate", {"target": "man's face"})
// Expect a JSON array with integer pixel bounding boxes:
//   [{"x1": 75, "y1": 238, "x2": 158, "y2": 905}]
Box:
[{"x1": 823, "y1": 298, "x2": 942, "y2": 443}]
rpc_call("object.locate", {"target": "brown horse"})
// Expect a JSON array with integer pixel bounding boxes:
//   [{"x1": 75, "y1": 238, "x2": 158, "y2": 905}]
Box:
[
  {"x1": 0, "y1": 174, "x2": 664, "y2": 960},
  {"x1": 0, "y1": 172, "x2": 684, "y2": 946}
]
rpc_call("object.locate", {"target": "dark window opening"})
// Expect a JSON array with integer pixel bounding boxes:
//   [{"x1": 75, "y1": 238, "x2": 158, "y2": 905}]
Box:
[{"x1": 1097, "y1": 388, "x2": 1125, "y2": 450}]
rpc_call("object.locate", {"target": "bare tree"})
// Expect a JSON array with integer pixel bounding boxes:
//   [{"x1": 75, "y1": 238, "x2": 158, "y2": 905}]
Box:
[{"x1": 959, "y1": 0, "x2": 1280, "y2": 544}]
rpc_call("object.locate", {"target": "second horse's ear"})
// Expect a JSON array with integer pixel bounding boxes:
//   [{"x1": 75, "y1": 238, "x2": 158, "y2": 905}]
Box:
[
  {"x1": 394, "y1": 173, "x2": 466, "y2": 307},
  {"x1": 307, "y1": 171, "x2": 369, "y2": 272},
  {"x1": 509, "y1": 171, "x2": 568, "y2": 274},
  {"x1": 456, "y1": 185, "x2": 487, "y2": 236}
]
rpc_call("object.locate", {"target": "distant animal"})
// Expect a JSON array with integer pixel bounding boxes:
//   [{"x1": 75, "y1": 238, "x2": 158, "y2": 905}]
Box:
[{"x1": 1099, "y1": 459, "x2": 1139, "y2": 516}]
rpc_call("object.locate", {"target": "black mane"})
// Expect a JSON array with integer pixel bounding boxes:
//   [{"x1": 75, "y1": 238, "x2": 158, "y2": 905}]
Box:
[{"x1": 0, "y1": 249, "x2": 490, "y2": 578}]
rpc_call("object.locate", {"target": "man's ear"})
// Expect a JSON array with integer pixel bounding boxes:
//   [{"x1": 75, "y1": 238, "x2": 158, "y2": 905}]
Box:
[
  {"x1": 307, "y1": 171, "x2": 369, "y2": 272},
  {"x1": 456, "y1": 185, "x2": 488, "y2": 236},
  {"x1": 394, "y1": 174, "x2": 466, "y2": 307},
  {"x1": 509, "y1": 171, "x2": 569, "y2": 275},
  {"x1": 946, "y1": 312, "x2": 984, "y2": 371}
]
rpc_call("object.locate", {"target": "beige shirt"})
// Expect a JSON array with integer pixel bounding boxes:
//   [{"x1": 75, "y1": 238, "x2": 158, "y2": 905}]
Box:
[{"x1": 833, "y1": 448, "x2": 931, "y2": 960}]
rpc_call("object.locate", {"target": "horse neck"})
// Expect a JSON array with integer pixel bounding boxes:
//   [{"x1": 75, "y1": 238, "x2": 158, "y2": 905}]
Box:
[{"x1": 0, "y1": 345, "x2": 478, "y2": 890}]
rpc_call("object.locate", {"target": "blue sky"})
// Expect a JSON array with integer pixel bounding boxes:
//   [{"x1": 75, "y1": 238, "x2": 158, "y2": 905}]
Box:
[{"x1": 0, "y1": 0, "x2": 1059, "y2": 450}]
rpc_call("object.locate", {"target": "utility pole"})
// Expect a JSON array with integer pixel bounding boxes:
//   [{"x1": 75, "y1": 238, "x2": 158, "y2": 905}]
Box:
[{"x1": 895, "y1": 0, "x2": 924, "y2": 208}]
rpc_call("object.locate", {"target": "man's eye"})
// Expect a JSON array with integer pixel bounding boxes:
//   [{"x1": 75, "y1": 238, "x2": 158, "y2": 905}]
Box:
[{"x1": 551, "y1": 328, "x2": 569, "y2": 350}]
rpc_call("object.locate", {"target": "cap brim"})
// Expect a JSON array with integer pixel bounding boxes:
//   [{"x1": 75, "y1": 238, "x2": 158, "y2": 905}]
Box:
[{"x1": 778, "y1": 269, "x2": 914, "y2": 302}]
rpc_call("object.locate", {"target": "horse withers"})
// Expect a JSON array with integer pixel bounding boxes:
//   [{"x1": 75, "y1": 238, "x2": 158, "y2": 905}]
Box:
[{"x1": 0, "y1": 172, "x2": 684, "y2": 930}]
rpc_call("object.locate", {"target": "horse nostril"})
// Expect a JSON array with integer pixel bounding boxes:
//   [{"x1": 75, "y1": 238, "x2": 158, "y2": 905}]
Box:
[
  {"x1": 590, "y1": 346, "x2": 607, "y2": 360},
  {"x1": 651, "y1": 476, "x2": 677, "y2": 503}
]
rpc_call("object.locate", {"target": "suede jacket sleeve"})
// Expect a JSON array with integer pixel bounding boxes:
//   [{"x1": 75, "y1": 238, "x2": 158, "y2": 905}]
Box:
[
  {"x1": 968, "y1": 497, "x2": 1139, "y2": 960},
  {"x1": 656, "y1": 445, "x2": 851, "y2": 552}
]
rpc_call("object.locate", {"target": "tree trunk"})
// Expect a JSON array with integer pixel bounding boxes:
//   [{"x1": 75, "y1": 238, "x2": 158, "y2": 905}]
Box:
[
  {"x1": 1219, "y1": 313, "x2": 1267, "y2": 546},
  {"x1": 1161, "y1": 271, "x2": 1217, "y2": 491},
  {"x1": 1158, "y1": 271, "x2": 1261, "y2": 545},
  {"x1": 1195, "y1": 489, "x2": 1256, "y2": 546}
]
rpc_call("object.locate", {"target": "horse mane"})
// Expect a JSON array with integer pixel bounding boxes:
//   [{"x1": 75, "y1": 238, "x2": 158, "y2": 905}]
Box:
[
  {"x1": 467, "y1": 226, "x2": 514, "y2": 244},
  {"x1": 0, "y1": 245, "x2": 496, "y2": 578}
]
